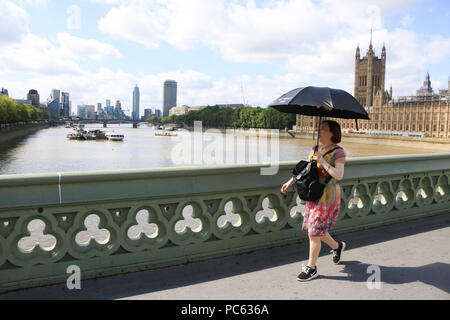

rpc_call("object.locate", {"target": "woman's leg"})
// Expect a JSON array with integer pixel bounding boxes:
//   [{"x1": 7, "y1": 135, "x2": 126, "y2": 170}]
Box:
[
  {"x1": 320, "y1": 232, "x2": 339, "y2": 250},
  {"x1": 307, "y1": 236, "x2": 321, "y2": 268}
]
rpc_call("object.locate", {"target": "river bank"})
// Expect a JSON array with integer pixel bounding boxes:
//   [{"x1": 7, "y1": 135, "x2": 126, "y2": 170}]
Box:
[
  {"x1": 292, "y1": 131, "x2": 450, "y2": 151},
  {"x1": 0, "y1": 122, "x2": 49, "y2": 145},
  {"x1": 179, "y1": 125, "x2": 450, "y2": 151}
]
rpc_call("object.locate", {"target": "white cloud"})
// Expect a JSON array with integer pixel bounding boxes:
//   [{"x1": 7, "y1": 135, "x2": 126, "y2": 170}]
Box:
[
  {"x1": 12, "y1": 0, "x2": 48, "y2": 6},
  {"x1": 400, "y1": 14, "x2": 414, "y2": 27},
  {"x1": 95, "y1": 0, "x2": 448, "y2": 100},
  {"x1": 56, "y1": 32, "x2": 122, "y2": 60},
  {"x1": 96, "y1": 0, "x2": 420, "y2": 64},
  {"x1": 0, "y1": 31, "x2": 123, "y2": 76},
  {"x1": 3, "y1": 0, "x2": 449, "y2": 116},
  {"x1": 0, "y1": 33, "x2": 82, "y2": 75},
  {"x1": 0, "y1": 1, "x2": 29, "y2": 46}
]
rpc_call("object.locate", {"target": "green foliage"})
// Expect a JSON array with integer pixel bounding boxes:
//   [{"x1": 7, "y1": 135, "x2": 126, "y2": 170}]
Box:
[
  {"x1": 147, "y1": 115, "x2": 159, "y2": 122},
  {"x1": 0, "y1": 94, "x2": 48, "y2": 123},
  {"x1": 171, "y1": 105, "x2": 295, "y2": 129}
]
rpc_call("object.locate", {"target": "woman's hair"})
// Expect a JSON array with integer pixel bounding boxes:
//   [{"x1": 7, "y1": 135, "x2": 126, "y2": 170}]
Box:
[{"x1": 322, "y1": 120, "x2": 341, "y2": 144}]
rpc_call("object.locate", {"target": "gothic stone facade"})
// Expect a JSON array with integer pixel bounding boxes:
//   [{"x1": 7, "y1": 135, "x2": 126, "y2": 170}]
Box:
[{"x1": 296, "y1": 43, "x2": 450, "y2": 138}]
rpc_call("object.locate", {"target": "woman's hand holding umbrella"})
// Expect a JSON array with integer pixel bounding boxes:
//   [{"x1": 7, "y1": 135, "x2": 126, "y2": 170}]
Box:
[{"x1": 312, "y1": 151, "x2": 324, "y2": 162}]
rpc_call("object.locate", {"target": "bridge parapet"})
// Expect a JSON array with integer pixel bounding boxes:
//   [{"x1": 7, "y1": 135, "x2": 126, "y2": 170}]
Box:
[{"x1": 0, "y1": 153, "x2": 449, "y2": 292}]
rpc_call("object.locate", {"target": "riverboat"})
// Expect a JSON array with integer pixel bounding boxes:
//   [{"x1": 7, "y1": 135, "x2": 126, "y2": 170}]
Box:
[
  {"x1": 82, "y1": 130, "x2": 107, "y2": 140},
  {"x1": 66, "y1": 133, "x2": 77, "y2": 140},
  {"x1": 155, "y1": 131, "x2": 177, "y2": 136},
  {"x1": 106, "y1": 132, "x2": 125, "y2": 141}
]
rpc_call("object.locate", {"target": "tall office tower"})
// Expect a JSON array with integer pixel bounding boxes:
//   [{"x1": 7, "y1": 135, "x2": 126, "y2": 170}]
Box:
[
  {"x1": 77, "y1": 105, "x2": 95, "y2": 119},
  {"x1": 48, "y1": 99, "x2": 60, "y2": 118},
  {"x1": 27, "y1": 89, "x2": 40, "y2": 108},
  {"x1": 132, "y1": 85, "x2": 140, "y2": 121},
  {"x1": 97, "y1": 102, "x2": 102, "y2": 112},
  {"x1": 51, "y1": 89, "x2": 61, "y2": 103},
  {"x1": 144, "y1": 108, "x2": 152, "y2": 120},
  {"x1": 163, "y1": 80, "x2": 177, "y2": 117},
  {"x1": 61, "y1": 92, "x2": 70, "y2": 117},
  {"x1": 106, "y1": 99, "x2": 111, "y2": 108}
]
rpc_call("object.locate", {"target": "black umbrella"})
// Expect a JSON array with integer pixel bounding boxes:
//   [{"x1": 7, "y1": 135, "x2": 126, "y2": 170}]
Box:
[{"x1": 268, "y1": 86, "x2": 370, "y2": 147}]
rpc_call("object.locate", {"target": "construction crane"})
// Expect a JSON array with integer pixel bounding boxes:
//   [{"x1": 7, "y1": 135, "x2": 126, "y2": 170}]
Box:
[{"x1": 241, "y1": 84, "x2": 248, "y2": 107}]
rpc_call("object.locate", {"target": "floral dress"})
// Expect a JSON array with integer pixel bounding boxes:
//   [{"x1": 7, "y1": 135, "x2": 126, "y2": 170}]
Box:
[{"x1": 301, "y1": 145, "x2": 346, "y2": 237}]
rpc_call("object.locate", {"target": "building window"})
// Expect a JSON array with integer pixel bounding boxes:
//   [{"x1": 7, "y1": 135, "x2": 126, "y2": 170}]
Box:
[
  {"x1": 406, "y1": 124, "x2": 409, "y2": 131},
  {"x1": 382, "y1": 124, "x2": 385, "y2": 129},
  {"x1": 375, "y1": 124, "x2": 378, "y2": 129},
  {"x1": 400, "y1": 114, "x2": 403, "y2": 120},
  {"x1": 419, "y1": 124, "x2": 422, "y2": 131},
  {"x1": 427, "y1": 114, "x2": 431, "y2": 120},
  {"x1": 412, "y1": 114, "x2": 416, "y2": 120},
  {"x1": 400, "y1": 124, "x2": 403, "y2": 130},
  {"x1": 441, "y1": 125, "x2": 444, "y2": 131},
  {"x1": 393, "y1": 124, "x2": 397, "y2": 130},
  {"x1": 419, "y1": 113, "x2": 423, "y2": 121},
  {"x1": 388, "y1": 124, "x2": 391, "y2": 130},
  {"x1": 426, "y1": 124, "x2": 430, "y2": 131},
  {"x1": 412, "y1": 124, "x2": 415, "y2": 131},
  {"x1": 433, "y1": 124, "x2": 437, "y2": 131},
  {"x1": 434, "y1": 114, "x2": 438, "y2": 121},
  {"x1": 406, "y1": 114, "x2": 409, "y2": 120}
]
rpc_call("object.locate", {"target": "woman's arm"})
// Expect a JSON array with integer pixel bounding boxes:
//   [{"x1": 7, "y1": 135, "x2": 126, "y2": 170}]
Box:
[
  {"x1": 281, "y1": 177, "x2": 295, "y2": 194},
  {"x1": 318, "y1": 158, "x2": 345, "y2": 180}
]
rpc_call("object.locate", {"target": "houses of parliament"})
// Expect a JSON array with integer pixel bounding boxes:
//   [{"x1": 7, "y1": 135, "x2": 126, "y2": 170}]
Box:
[{"x1": 296, "y1": 40, "x2": 450, "y2": 139}]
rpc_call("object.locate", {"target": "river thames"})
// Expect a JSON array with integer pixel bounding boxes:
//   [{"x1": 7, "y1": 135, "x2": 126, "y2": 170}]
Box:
[{"x1": 0, "y1": 123, "x2": 446, "y2": 175}]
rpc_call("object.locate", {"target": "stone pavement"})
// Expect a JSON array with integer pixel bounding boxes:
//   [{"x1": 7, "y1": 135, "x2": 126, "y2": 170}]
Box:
[{"x1": 1, "y1": 212, "x2": 449, "y2": 300}]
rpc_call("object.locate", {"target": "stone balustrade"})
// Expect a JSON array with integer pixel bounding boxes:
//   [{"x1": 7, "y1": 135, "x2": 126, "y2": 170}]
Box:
[{"x1": 0, "y1": 153, "x2": 449, "y2": 293}]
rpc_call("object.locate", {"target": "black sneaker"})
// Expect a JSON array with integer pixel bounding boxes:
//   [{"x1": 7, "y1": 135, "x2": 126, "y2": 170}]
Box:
[
  {"x1": 296, "y1": 265, "x2": 318, "y2": 282},
  {"x1": 331, "y1": 241, "x2": 346, "y2": 264}
]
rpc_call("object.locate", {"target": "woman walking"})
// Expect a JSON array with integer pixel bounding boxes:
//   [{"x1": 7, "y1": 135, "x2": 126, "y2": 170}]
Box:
[{"x1": 281, "y1": 120, "x2": 346, "y2": 281}]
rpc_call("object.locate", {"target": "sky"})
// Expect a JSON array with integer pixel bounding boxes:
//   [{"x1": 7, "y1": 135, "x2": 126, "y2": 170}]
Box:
[{"x1": 1, "y1": 0, "x2": 449, "y2": 117}]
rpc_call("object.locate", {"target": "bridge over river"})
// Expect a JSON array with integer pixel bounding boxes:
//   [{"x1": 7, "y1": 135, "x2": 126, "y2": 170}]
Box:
[{"x1": 0, "y1": 152, "x2": 449, "y2": 299}]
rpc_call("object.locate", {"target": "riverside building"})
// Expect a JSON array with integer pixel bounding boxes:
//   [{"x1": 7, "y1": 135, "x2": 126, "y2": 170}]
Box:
[
  {"x1": 163, "y1": 80, "x2": 177, "y2": 117},
  {"x1": 296, "y1": 41, "x2": 450, "y2": 138}
]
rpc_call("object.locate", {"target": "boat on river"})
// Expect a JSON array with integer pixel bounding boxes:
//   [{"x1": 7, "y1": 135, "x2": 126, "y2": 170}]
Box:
[
  {"x1": 66, "y1": 133, "x2": 77, "y2": 140},
  {"x1": 106, "y1": 132, "x2": 125, "y2": 141},
  {"x1": 67, "y1": 129, "x2": 108, "y2": 140},
  {"x1": 83, "y1": 130, "x2": 107, "y2": 140},
  {"x1": 155, "y1": 131, "x2": 177, "y2": 136}
]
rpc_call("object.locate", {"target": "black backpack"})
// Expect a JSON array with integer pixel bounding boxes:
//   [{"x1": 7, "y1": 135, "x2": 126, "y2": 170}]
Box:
[{"x1": 292, "y1": 145, "x2": 339, "y2": 202}]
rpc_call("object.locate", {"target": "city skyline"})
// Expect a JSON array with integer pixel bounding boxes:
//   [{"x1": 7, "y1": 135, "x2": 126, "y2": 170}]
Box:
[{"x1": 1, "y1": 0, "x2": 449, "y2": 117}]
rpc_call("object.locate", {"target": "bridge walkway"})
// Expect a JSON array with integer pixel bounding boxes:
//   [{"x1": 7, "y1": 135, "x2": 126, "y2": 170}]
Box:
[{"x1": 1, "y1": 212, "x2": 449, "y2": 300}]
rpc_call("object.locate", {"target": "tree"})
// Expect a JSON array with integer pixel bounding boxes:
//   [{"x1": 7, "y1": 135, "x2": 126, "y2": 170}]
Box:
[{"x1": 0, "y1": 95, "x2": 48, "y2": 123}]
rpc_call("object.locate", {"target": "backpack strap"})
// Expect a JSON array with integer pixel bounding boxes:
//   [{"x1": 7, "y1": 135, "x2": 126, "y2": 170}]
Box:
[
  {"x1": 322, "y1": 146, "x2": 340, "y2": 157},
  {"x1": 322, "y1": 147, "x2": 341, "y2": 184}
]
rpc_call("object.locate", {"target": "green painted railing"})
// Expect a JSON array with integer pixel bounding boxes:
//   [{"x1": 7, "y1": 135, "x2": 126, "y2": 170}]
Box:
[{"x1": 0, "y1": 153, "x2": 449, "y2": 293}]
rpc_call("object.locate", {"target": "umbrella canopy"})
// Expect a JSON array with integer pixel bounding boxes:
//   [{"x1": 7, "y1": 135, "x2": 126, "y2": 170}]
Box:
[{"x1": 268, "y1": 86, "x2": 370, "y2": 120}]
